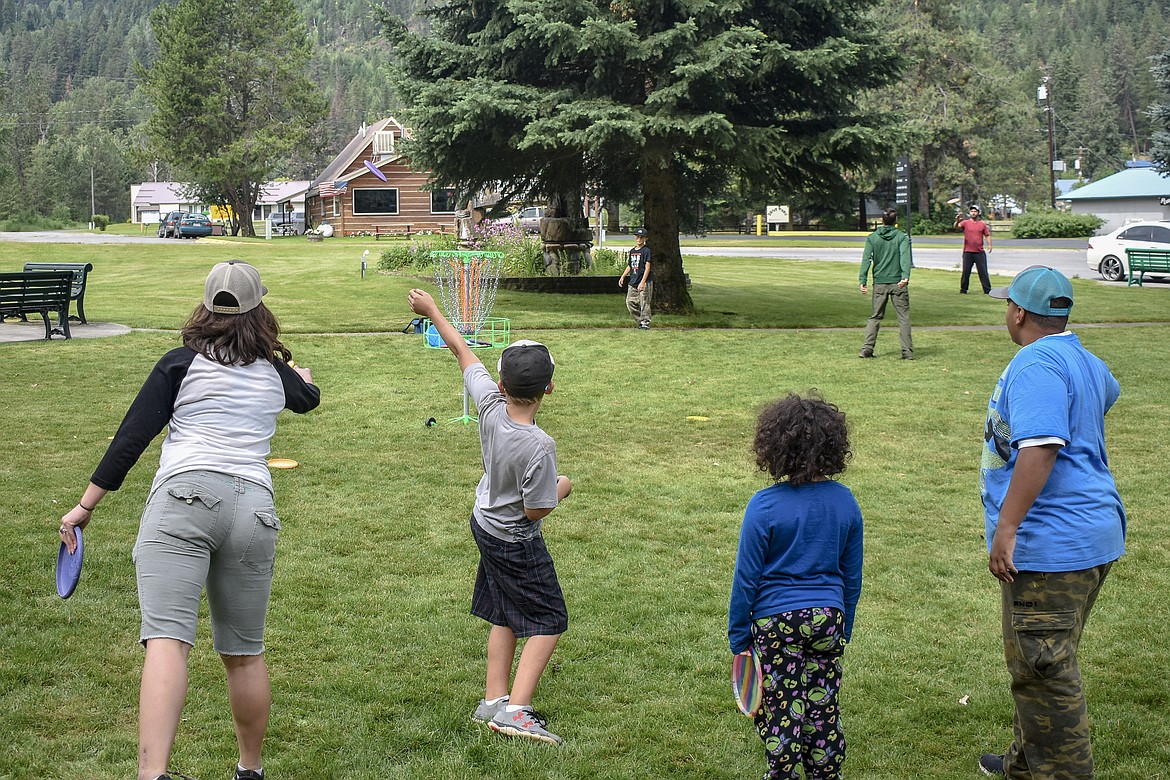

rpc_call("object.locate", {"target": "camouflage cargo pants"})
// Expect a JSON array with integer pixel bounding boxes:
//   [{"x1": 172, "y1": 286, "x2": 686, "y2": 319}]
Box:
[
  {"x1": 625, "y1": 282, "x2": 652, "y2": 327},
  {"x1": 999, "y1": 563, "x2": 1113, "y2": 779}
]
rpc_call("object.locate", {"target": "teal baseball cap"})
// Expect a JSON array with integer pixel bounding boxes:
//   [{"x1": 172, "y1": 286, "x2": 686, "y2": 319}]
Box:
[{"x1": 989, "y1": 265, "x2": 1073, "y2": 316}]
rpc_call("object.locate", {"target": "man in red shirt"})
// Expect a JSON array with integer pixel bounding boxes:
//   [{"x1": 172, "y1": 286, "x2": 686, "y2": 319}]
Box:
[{"x1": 954, "y1": 204, "x2": 992, "y2": 294}]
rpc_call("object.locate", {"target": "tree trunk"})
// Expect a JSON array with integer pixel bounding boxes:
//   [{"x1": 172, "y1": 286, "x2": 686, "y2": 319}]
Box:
[
  {"x1": 234, "y1": 196, "x2": 255, "y2": 237},
  {"x1": 915, "y1": 157, "x2": 930, "y2": 218},
  {"x1": 605, "y1": 199, "x2": 620, "y2": 233},
  {"x1": 642, "y1": 140, "x2": 694, "y2": 313}
]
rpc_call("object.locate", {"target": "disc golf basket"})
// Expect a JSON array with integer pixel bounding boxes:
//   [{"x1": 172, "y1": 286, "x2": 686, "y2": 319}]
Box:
[{"x1": 424, "y1": 250, "x2": 511, "y2": 424}]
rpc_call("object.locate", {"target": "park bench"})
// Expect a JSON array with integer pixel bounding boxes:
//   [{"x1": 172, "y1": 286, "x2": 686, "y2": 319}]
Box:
[
  {"x1": 1124, "y1": 248, "x2": 1170, "y2": 287},
  {"x1": 22, "y1": 261, "x2": 93, "y2": 323},
  {"x1": 0, "y1": 271, "x2": 73, "y2": 339}
]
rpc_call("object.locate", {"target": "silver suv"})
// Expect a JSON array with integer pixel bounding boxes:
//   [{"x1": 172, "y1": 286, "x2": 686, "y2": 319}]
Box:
[{"x1": 158, "y1": 211, "x2": 187, "y2": 238}]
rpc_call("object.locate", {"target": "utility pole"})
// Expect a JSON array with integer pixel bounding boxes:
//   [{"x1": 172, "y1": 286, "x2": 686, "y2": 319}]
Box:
[
  {"x1": 89, "y1": 145, "x2": 96, "y2": 229},
  {"x1": 1039, "y1": 68, "x2": 1056, "y2": 209}
]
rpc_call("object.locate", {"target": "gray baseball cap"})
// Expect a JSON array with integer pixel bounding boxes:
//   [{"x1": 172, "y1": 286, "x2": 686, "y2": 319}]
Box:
[{"x1": 204, "y1": 261, "x2": 267, "y2": 314}]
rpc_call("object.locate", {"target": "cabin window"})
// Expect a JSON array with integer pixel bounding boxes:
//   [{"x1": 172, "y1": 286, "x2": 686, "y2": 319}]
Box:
[
  {"x1": 431, "y1": 188, "x2": 458, "y2": 214},
  {"x1": 352, "y1": 188, "x2": 399, "y2": 215}
]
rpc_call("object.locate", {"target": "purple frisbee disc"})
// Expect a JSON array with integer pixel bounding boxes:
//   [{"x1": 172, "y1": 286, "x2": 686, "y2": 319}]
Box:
[
  {"x1": 56, "y1": 526, "x2": 84, "y2": 599},
  {"x1": 364, "y1": 159, "x2": 388, "y2": 182}
]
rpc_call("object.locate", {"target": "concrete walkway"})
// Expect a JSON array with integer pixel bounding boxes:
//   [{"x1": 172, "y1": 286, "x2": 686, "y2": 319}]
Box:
[{"x1": 0, "y1": 318, "x2": 131, "y2": 343}]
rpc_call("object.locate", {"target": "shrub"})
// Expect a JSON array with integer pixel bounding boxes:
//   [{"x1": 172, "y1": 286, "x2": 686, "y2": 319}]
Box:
[
  {"x1": 591, "y1": 247, "x2": 626, "y2": 274},
  {"x1": 467, "y1": 221, "x2": 544, "y2": 276},
  {"x1": 377, "y1": 233, "x2": 459, "y2": 274},
  {"x1": 910, "y1": 216, "x2": 957, "y2": 236},
  {"x1": 0, "y1": 211, "x2": 75, "y2": 231},
  {"x1": 378, "y1": 243, "x2": 415, "y2": 271},
  {"x1": 91, "y1": 214, "x2": 110, "y2": 231},
  {"x1": 1011, "y1": 210, "x2": 1104, "y2": 239}
]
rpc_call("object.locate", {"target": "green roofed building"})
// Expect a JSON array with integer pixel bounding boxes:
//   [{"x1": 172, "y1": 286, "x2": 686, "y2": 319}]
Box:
[{"x1": 1058, "y1": 163, "x2": 1170, "y2": 233}]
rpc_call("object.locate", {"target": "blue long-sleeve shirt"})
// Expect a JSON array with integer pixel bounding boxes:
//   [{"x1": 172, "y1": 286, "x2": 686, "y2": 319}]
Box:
[{"x1": 728, "y1": 480, "x2": 864, "y2": 653}]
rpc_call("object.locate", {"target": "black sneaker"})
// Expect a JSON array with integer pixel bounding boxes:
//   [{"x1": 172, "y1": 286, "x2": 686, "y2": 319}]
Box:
[
  {"x1": 234, "y1": 767, "x2": 264, "y2": 780},
  {"x1": 859, "y1": 349, "x2": 874, "y2": 358},
  {"x1": 978, "y1": 753, "x2": 1005, "y2": 776}
]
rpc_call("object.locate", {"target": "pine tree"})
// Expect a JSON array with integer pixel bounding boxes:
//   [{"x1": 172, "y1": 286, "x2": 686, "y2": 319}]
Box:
[
  {"x1": 384, "y1": 0, "x2": 901, "y2": 312},
  {"x1": 1149, "y1": 46, "x2": 1170, "y2": 174},
  {"x1": 139, "y1": 0, "x2": 327, "y2": 236}
]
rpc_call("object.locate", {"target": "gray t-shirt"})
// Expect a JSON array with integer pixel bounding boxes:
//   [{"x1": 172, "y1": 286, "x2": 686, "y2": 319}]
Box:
[{"x1": 465, "y1": 363, "x2": 559, "y2": 541}]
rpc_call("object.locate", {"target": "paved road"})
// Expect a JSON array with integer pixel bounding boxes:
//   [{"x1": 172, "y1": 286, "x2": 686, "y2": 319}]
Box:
[
  {"x1": 0, "y1": 230, "x2": 1097, "y2": 279},
  {"x1": 677, "y1": 244, "x2": 1094, "y2": 280},
  {"x1": 0, "y1": 231, "x2": 174, "y2": 244}
]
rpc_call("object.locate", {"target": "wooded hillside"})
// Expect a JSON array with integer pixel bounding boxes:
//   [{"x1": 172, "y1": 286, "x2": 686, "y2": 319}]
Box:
[{"x1": 0, "y1": 0, "x2": 1166, "y2": 224}]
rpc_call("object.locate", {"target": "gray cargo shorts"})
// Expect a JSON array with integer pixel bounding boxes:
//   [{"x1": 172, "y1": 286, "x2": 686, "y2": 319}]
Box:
[{"x1": 133, "y1": 470, "x2": 281, "y2": 656}]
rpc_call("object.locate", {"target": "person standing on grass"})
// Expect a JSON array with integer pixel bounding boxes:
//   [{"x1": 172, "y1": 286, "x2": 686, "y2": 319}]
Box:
[
  {"x1": 618, "y1": 227, "x2": 652, "y2": 329},
  {"x1": 729, "y1": 393, "x2": 863, "y2": 780},
  {"x1": 858, "y1": 208, "x2": 914, "y2": 360},
  {"x1": 977, "y1": 266, "x2": 1125, "y2": 778},
  {"x1": 57, "y1": 261, "x2": 320, "y2": 780},
  {"x1": 408, "y1": 288, "x2": 573, "y2": 746},
  {"x1": 955, "y1": 204, "x2": 993, "y2": 294}
]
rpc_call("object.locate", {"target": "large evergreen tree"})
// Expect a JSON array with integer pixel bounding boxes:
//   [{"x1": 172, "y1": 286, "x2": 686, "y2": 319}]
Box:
[
  {"x1": 1148, "y1": 44, "x2": 1170, "y2": 174},
  {"x1": 384, "y1": 0, "x2": 901, "y2": 312},
  {"x1": 866, "y1": 0, "x2": 1041, "y2": 217},
  {"x1": 139, "y1": 0, "x2": 327, "y2": 236}
]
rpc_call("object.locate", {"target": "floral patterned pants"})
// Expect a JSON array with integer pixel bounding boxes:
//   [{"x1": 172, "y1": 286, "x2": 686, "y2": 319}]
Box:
[{"x1": 752, "y1": 608, "x2": 847, "y2": 779}]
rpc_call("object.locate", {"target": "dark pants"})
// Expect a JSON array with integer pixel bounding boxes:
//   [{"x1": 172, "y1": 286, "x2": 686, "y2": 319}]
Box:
[
  {"x1": 999, "y1": 564, "x2": 1113, "y2": 780},
  {"x1": 861, "y1": 283, "x2": 912, "y2": 357},
  {"x1": 752, "y1": 608, "x2": 847, "y2": 779},
  {"x1": 961, "y1": 251, "x2": 991, "y2": 293}
]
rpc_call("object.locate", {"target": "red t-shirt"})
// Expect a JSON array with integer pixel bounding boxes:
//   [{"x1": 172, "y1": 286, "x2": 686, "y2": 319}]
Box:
[{"x1": 958, "y1": 219, "x2": 989, "y2": 253}]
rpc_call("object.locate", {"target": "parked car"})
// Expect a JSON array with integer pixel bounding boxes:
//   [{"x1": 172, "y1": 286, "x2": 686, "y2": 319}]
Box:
[
  {"x1": 1087, "y1": 220, "x2": 1170, "y2": 281},
  {"x1": 489, "y1": 205, "x2": 545, "y2": 233},
  {"x1": 515, "y1": 206, "x2": 546, "y2": 233},
  {"x1": 158, "y1": 211, "x2": 187, "y2": 238},
  {"x1": 175, "y1": 213, "x2": 213, "y2": 239},
  {"x1": 268, "y1": 210, "x2": 306, "y2": 236}
]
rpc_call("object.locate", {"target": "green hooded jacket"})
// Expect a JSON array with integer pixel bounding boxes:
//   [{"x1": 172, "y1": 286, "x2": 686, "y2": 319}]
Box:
[{"x1": 859, "y1": 225, "x2": 912, "y2": 285}]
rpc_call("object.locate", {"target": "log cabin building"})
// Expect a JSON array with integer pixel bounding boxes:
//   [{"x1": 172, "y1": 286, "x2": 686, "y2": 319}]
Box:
[{"x1": 306, "y1": 117, "x2": 458, "y2": 237}]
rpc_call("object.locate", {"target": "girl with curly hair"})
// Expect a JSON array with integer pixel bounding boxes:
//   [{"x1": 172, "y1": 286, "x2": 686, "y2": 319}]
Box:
[{"x1": 728, "y1": 392, "x2": 864, "y2": 780}]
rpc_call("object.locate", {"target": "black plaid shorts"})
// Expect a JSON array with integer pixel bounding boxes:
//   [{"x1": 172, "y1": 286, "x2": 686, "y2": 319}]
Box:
[{"x1": 469, "y1": 514, "x2": 568, "y2": 637}]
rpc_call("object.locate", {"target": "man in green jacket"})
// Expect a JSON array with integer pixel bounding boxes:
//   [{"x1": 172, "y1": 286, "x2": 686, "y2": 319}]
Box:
[{"x1": 858, "y1": 209, "x2": 914, "y2": 360}]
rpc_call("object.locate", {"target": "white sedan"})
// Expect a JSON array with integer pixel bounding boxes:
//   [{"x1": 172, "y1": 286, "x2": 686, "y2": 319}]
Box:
[{"x1": 1086, "y1": 220, "x2": 1170, "y2": 281}]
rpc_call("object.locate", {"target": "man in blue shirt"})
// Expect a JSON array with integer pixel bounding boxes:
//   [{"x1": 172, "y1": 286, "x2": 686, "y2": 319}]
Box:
[{"x1": 977, "y1": 267, "x2": 1125, "y2": 779}]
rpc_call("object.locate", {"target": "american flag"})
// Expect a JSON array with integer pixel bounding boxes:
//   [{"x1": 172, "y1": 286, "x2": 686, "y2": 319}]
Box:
[{"x1": 319, "y1": 179, "x2": 347, "y2": 198}]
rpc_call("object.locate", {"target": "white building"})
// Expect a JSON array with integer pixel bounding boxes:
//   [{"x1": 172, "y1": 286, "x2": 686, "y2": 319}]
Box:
[{"x1": 130, "y1": 181, "x2": 311, "y2": 224}]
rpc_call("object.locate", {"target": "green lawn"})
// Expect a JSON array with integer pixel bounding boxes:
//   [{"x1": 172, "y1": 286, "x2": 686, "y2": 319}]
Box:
[{"x1": 2, "y1": 241, "x2": 1168, "y2": 779}]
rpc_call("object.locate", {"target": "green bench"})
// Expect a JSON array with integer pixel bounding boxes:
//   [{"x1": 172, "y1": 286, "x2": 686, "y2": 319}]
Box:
[
  {"x1": 0, "y1": 271, "x2": 73, "y2": 339},
  {"x1": 1124, "y1": 248, "x2": 1170, "y2": 287},
  {"x1": 23, "y1": 261, "x2": 93, "y2": 323}
]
